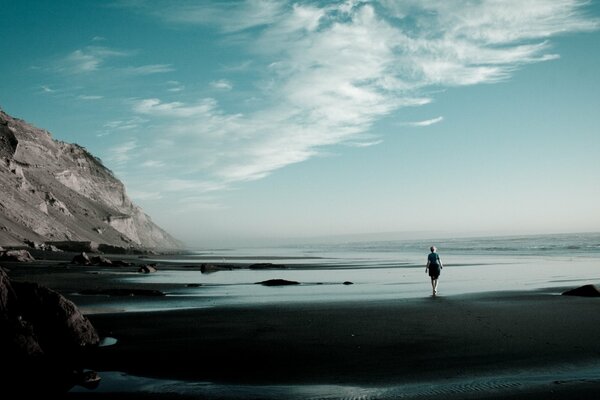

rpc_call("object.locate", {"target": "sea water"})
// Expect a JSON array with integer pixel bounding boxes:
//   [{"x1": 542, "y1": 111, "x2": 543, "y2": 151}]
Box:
[{"x1": 92, "y1": 232, "x2": 600, "y2": 312}]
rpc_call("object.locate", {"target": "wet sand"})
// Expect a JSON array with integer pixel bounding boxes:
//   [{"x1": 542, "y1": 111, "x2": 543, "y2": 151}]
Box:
[{"x1": 4, "y1": 255, "x2": 600, "y2": 399}]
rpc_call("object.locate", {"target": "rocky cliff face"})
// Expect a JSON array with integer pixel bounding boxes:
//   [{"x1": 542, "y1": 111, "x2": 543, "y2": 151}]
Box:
[{"x1": 0, "y1": 109, "x2": 183, "y2": 250}]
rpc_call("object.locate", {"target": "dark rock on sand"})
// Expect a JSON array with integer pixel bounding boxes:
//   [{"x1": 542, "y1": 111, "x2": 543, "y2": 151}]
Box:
[
  {"x1": 0, "y1": 249, "x2": 35, "y2": 262},
  {"x1": 186, "y1": 283, "x2": 202, "y2": 287},
  {"x1": 200, "y1": 263, "x2": 236, "y2": 273},
  {"x1": 0, "y1": 268, "x2": 99, "y2": 393},
  {"x1": 91, "y1": 255, "x2": 113, "y2": 266},
  {"x1": 11, "y1": 281, "x2": 100, "y2": 349},
  {"x1": 249, "y1": 263, "x2": 287, "y2": 270},
  {"x1": 79, "y1": 288, "x2": 165, "y2": 297},
  {"x1": 71, "y1": 252, "x2": 91, "y2": 265},
  {"x1": 562, "y1": 284, "x2": 600, "y2": 297},
  {"x1": 256, "y1": 279, "x2": 300, "y2": 286},
  {"x1": 343, "y1": 281, "x2": 354, "y2": 285},
  {"x1": 138, "y1": 264, "x2": 157, "y2": 273}
]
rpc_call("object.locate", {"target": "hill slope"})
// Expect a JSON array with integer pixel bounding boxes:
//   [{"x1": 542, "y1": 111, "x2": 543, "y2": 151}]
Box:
[{"x1": 0, "y1": 109, "x2": 182, "y2": 250}]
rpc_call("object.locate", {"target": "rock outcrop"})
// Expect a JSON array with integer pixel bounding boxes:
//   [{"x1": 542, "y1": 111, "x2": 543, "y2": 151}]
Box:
[
  {"x1": 0, "y1": 109, "x2": 182, "y2": 250},
  {"x1": 0, "y1": 267, "x2": 99, "y2": 392},
  {"x1": 562, "y1": 284, "x2": 600, "y2": 297}
]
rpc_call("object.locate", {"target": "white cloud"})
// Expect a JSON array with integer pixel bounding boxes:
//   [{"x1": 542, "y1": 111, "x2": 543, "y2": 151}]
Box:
[
  {"x1": 157, "y1": 0, "x2": 286, "y2": 32},
  {"x1": 108, "y1": 140, "x2": 137, "y2": 164},
  {"x1": 123, "y1": 64, "x2": 174, "y2": 75},
  {"x1": 79, "y1": 95, "x2": 104, "y2": 100},
  {"x1": 166, "y1": 80, "x2": 184, "y2": 92},
  {"x1": 210, "y1": 79, "x2": 233, "y2": 90},
  {"x1": 132, "y1": 98, "x2": 219, "y2": 118},
  {"x1": 406, "y1": 116, "x2": 444, "y2": 127},
  {"x1": 117, "y1": 0, "x2": 598, "y2": 196},
  {"x1": 64, "y1": 46, "x2": 130, "y2": 73},
  {"x1": 141, "y1": 160, "x2": 165, "y2": 168}
]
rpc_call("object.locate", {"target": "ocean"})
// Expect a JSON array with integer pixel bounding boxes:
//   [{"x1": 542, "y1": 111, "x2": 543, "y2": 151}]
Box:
[{"x1": 101, "y1": 232, "x2": 600, "y2": 312}]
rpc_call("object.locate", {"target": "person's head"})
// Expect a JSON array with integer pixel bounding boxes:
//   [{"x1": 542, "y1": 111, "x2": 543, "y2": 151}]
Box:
[{"x1": 430, "y1": 246, "x2": 436, "y2": 252}]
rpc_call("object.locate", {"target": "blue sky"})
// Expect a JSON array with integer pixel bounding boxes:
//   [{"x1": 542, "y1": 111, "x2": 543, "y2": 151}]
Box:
[{"x1": 1, "y1": 0, "x2": 599, "y2": 246}]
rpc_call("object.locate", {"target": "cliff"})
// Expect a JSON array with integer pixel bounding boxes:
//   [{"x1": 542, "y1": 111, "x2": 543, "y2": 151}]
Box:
[{"x1": 0, "y1": 109, "x2": 183, "y2": 250}]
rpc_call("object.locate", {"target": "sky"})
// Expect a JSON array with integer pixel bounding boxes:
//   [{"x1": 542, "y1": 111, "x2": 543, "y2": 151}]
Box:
[{"x1": 1, "y1": 0, "x2": 599, "y2": 247}]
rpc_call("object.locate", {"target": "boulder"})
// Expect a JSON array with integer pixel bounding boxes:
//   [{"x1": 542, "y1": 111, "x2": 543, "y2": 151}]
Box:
[
  {"x1": 138, "y1": 264, "x2": 157, "y2": 273},
  {"x1": 71, "y1": 252, "x2": 91, "y2": 265},
  {"x1": 0, "y1": 267, "x2": 17, "y2": 317},
  {"x1": 562, "y1": 284, "x2": 600, "y2": 297},
  {"x1": 0, "y1": 269, "x2": 99, "y2": 393},
  {"x1": 11, "y1": 281, "x2": 99, "y2": 350},
  {"x1": 0, "y1": 249, "x2": 35, "y2": 262},
  {"x1": 248, "y1": 263, "x2": 287, "y2": 270},
  {"x1": 256, "y1": 279, "x2": 300, "y2": 286},
  {"x1": 90, "y1": 255, "x2": 113, "y2": 266},
  {"x1": 343, "y1": 281, "x2": 354, "y2": 285},
  {"x1": 200, "y1": 263, "x2": 235, "y2": 273}
]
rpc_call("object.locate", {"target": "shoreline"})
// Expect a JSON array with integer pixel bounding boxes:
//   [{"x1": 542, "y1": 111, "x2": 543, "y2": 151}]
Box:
[{"x1": 4, "y1": 252, "x2": 600, "y2": 398}]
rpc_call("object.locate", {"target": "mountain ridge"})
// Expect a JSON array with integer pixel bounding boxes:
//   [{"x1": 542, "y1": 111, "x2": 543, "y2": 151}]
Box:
[{"x1": 0, "y1": 108, "x2": 183, "y2": 250}]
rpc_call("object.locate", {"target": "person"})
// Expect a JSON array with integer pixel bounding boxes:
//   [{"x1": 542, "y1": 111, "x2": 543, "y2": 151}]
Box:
[{"x1": 425, "y1": 245, "x2": 443, "y2": 295}]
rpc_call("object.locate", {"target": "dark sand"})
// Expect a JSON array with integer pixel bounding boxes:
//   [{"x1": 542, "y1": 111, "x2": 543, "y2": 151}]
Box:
[{"x1": 4, "y1": 255, "x2": 600, "y2": 399}]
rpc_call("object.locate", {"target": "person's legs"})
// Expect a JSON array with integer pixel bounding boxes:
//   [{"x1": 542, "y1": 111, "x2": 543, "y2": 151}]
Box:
[{"x1": 432, "y1": 278, "x2": 438, "y2": 294}]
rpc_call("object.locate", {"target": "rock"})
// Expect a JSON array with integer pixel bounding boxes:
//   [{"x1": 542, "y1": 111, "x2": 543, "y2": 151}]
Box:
[
  {"x1": 97, "y1": 243, "x2": 130, "y2": 254},
  {"x1": 79, "y1": 288, "x2": 165, "y2": 296},
  {"x1": 562, "y1": 284, "x2": 600, "y2": 297},
  {"x1": 0, "y1": 267, "x2": 17, "y2": 317},
  {"x1": 0, "y1": 249, "x2": 35, "y2": 262},
  {"x1": 0, "y1": 270, "x2": 100, "y2": 393},
  {"x1": 248, "y1": 263, "x2": 287, "y2": 270},
  {"x1": 200, "y1": 263, "x2": 235, "y2": 273},
  {"x1": 186, "y1": 283, "x2": 202, "y2": 287},
  {"x1": 343, "y1": 281, "x2": 354, "y2": 285},
  {"x1": 12, "y1": 281, "x2": 100, "y2": 349},
  {"x1": 75, "y1": 370, "x2": 101, "y2": 389},
  {"x1": 71, "y1": 252, "x2": 91, "y2": 265},
  {"x1": 50, "y1": 241, "x2": 99, "y2": 253},
  {"x1": 138, "y1": 264, "x2": 157, "y2": 273},
  {"x1": 90, "y1": 255, "x2": 113, "y2": 266},
  {"x1": 256, "y1": 279, "x2": 300, "y2": 286},
  {"x1": 44, "y1": 244, "x2": 62, "y2": 252}
]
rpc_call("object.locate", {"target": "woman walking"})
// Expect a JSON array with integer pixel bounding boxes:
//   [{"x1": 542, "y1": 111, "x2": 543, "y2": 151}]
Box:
[{"x1": 426, "y1": 246, "x2": 443, "y2": 295}]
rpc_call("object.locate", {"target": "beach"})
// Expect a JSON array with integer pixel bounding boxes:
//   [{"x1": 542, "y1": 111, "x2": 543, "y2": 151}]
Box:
[{"x1": 4, "y1": 233, "x2": 600, "y2": 399}]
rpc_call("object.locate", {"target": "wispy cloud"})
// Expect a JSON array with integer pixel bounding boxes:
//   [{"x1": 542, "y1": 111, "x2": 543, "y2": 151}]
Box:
[
  {"x1": 406, "y1": 116, "x2": 444, "y2": 127},
  {"x1": 107, "y1": 140, "x2": 137, "y2": 164},
  {"x1": 123, "y1": 64, "x2": 174, "y2": 75},
  {"x1": 112, "y1": 0, "x2": 598, "y2": 196},
  {"x1": 210, "y1": 79, "x2": 233, "y2": 90},
  {"x1": 79, "y1": 94, "x2": 104, "y2": 100},
  {"x1": 63, "y1": 46, "x2": 130, "y2": 73},
  {"x1": 166, "y1": 80, "x2": 184, "y2": 92},
  {"x1": 154, "y1": 0, "x2": 286, "y2": 33}
]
